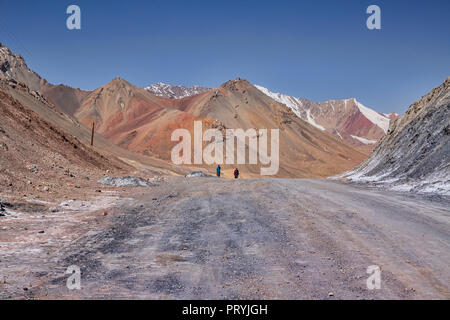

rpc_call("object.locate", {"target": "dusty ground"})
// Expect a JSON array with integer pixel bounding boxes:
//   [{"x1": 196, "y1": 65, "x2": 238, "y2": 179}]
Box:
[{"x1": 0, "y1": 177, "x2": 449, "y2": 300}]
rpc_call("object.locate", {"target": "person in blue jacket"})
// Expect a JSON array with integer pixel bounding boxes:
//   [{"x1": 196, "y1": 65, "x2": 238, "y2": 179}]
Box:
[{"x1": 216, "y1": 165, "x2": 221, "y2": 177}]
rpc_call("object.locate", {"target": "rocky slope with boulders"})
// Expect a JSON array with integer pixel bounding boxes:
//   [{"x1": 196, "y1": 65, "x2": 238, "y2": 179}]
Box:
[{"x1": 340, "y1": 77, "x2": 450, "y2": 195}]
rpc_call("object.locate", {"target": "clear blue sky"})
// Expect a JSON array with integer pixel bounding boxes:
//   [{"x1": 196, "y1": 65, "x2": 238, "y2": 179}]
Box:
[{"x1": 1, "y1": 0, "x2": 449, "y2": 113}]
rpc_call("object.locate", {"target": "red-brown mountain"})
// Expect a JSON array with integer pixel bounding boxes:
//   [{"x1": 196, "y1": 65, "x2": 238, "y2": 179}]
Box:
[
  {"x1": 73, "y1": 78, "x2": 367, "y2": 178},
  {"x1": 0, "y1": 43, "x2": 368, "y2": 178}
]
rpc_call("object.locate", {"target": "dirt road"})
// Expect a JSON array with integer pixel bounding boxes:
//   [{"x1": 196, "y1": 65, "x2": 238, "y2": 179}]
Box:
[{"x1": 1, "y1": 178, "x2": 449, "y2": 299}]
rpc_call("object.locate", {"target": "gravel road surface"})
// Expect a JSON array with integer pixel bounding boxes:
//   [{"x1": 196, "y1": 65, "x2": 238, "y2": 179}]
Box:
[{"x1": 1, "y1": 178, "x2": 448, "y2": 299}]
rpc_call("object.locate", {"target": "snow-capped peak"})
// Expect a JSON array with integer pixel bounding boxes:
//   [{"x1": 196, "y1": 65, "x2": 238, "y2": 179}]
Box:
[
  {"x1": 145, "y1": 83, "x2": 211, "y2": 99},
  {"x1": 354, "y1": 100, "x2": 390, "y2": 133}
]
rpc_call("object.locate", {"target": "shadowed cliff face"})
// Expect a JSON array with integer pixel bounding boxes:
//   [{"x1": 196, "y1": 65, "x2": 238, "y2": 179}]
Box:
[{"x1": 344, "y1": 77, "x2": 450, "y2": 195}]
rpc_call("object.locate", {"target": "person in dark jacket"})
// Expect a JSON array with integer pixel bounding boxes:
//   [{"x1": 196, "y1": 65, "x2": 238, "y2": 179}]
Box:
[
  {"x1": 216, "y1": 165, "x2": 221, "y2": 177},
  {"x1": 234, "y1": 168, "x2": 239, "y2": 179}
]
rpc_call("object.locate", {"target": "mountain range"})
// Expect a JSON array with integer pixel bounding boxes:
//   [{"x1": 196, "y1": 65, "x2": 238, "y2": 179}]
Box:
[
  {"x1": 0, "y1": 43, "x2": 370, "y2": 178},
  {"x1": 2, "y1": 42, "x2": 447, "y2": 189},
  {"x1": 254, "y1": 85, "x2": 399, "y2": 148},
  {"x1": 72, "y1": 77, "x2": 369, "y2": 177},
  {"x1": 145, "y1": 83, "x2": 212, "y2": 99},
  {"x1": 142, "y1": 81, "x2": 399, "y2": 150}
]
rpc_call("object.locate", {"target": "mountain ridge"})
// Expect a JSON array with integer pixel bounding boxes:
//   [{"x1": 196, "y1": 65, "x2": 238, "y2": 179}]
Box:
[
  {"x1": 145, "y1": 82, "x2": 212, "y2": 99},
  {"x1": 74, "y1": 77, "x2": 368, "y2": 177},
  {"x1": 254, "y1": 84, "x2": 398, "y2": 149},
  {"x1": 0, "y1": 44, "x2": 370, "y2": 178},
  {"x1": 340, "y1": 77, "x2": 450, "y2": 195}
]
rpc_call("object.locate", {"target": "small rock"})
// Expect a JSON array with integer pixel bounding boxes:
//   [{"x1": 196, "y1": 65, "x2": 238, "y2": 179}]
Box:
[
  {"x1": 96, "y1": 190, "x2": 102, "y2": 193},
  {"x1": 294, "y1": 260, "x2": 308, "y2": 266},
  {"x1": 29, "y1": 167, "x2": 39, "y2": 174},
  {"x1": 328, "y1": 292, "x2": 334, "y2": 297},
  {"x1": 38, "y1": 230, "x2": 45, "y2": 234},
  {"x1": 27, "y1": 181, "x2": 32, "y2": 185},
  {"x1": 43, "y1": 186, "x2": 50, "y2": 192},
  {"x1": 103, "y1": 212, "x2": 108, "y2": 216},
  {"x1": 0, "y1": 199, "x2": 12, "y2": 207},
  {"x1": 185, "y1": 171, "x2": 212, "y2": 178},
  {"x1": 98, "y1": 176, "x2": 155, "y2": 187},
  {"x1": 49, "y1": 207, "x2": 59, "y2": 213}
]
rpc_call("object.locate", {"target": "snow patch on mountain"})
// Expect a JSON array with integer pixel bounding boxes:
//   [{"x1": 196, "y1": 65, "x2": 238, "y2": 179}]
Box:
[
  {"x1": 145, "y1": 82, "x2": 211, "y2": 99},
  {"x1": 306, "y1": 109, "x2": 326, "y2": 131},
  {"x1": 254, "y1": 84, "x2": 392, "y2": 138},
  {"x1": 350, "y1": 135, "x2": 377, "y2": 145},
  {"x1": 255, "y1": 84, "x2": 326, "y2": 130},
  {"x1": 355, "y1": 100, "x2": 390, "y2": 133},
  {"x1": 254, "y1": 85, "x2": 303, "y2": 117}
]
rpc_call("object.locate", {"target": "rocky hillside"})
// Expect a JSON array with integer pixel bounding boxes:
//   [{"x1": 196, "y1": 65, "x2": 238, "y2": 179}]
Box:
[
  {"x1": 0, "y1": 43, "x2": 47, "y2": 92},
  {"x1": 255, "y1": 85, "x2": 398, "y2": 149},
  {"x1": 0, "y1": 87, "x2": 130, "y2": 199},
  {"x1": 145, "y1": 83, "x2": 211, "y2": 99},
  {"x1": 341, "y1": 77, "x2": 450, "y2": 195},
  {"x1": 0, "y1": 43, "x2": 92, "y2": 117}
]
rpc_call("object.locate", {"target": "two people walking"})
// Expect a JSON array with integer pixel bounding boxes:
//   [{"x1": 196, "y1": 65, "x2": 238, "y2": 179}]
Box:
[{"x1": 216, "y1": 165, "x2": 239, "y2": 179}]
